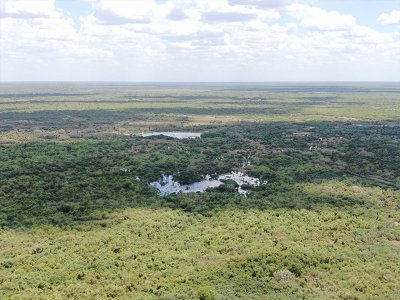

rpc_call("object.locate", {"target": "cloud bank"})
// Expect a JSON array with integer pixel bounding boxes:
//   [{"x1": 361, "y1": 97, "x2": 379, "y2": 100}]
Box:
[{"x1": 0, "y1": 0, "x2": 399, "y2": 81}]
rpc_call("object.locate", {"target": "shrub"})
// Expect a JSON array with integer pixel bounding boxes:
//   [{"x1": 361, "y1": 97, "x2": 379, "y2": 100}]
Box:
[
  {"x1": 197, "y1": 286, "x2": 217, "y2": 300},
  {"x1": 273, "y1": 269, "x2": 293, "y2": 284}
]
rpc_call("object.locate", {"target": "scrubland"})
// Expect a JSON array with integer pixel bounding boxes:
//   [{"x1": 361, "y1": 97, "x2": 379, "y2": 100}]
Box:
[{"x1": 0, "y1": 83, "x2": 399, "y2": 299}]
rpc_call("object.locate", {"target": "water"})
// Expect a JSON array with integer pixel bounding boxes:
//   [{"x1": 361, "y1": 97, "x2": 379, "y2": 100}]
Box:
[
  {"x1": 150, "y1": 175, "x2": 183, "y2": 196},
  {"x1": 218, "y1": 172, "x2": 264, "y2": 195},
  {"x1": 150, "y1": 172, "x2": 266, "y2": 196},
  {"x1": 136, "y1": 132, "x2": 202, "y2": 139}
]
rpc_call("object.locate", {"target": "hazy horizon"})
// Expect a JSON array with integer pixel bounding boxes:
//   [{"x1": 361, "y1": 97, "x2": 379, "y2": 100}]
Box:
[{"x1": 1, "y1": 81, "x2": 400, "y2": 83}]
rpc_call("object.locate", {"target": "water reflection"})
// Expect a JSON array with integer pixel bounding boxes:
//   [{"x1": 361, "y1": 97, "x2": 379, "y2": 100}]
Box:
[{"x1": 150, "y1": 172, "x2": 266, "y2": 196}]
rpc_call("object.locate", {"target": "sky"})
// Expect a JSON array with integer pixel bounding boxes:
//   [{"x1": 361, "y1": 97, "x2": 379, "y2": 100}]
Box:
[{"x1": 0, "y1": 0, "x2": 399, "y2": 81}]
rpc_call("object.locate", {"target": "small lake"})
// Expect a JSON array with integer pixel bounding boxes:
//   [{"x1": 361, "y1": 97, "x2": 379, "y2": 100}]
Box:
[
  {"x1": 150, "y1": 172, "x2": 266, "y2": 196},
  {"x1": 136, "y1": 132, "x2": 202, "y2": 139}
]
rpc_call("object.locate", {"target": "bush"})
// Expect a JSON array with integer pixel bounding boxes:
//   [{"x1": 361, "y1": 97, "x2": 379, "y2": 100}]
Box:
[
  {"x1": 273, "y1": 269, "x2": 293, "y2": 284},
  {"x1": 197, "y1": 286, "x2": 217, "y2": 300}
]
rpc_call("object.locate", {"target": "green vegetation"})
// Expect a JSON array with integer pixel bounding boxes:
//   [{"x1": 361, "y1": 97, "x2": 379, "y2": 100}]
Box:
[
  {"x1": 0, "y1": 83, "x2": 399, "y2": 299},
  {"x1": 1, "y1": 82, "x2": 399, "y2": 144}
]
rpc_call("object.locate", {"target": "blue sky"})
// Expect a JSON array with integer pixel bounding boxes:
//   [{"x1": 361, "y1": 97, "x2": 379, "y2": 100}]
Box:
[
  {"x1": 317, "y1": 0, "x2": 399, "y2": 30},
  {"x1": 56, "y1": 0, "x2": 400, "y2": 31},
  {"x1": 1, "y1": 0, "x2": 399, "y2": 81}
]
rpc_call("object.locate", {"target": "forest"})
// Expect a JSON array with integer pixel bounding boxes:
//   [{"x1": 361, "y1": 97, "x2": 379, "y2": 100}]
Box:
[{"x1": 0, "y1": 83, "x2": 399, "y2": 299}]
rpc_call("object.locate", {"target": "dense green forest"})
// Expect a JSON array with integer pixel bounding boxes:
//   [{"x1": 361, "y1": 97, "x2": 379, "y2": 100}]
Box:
[{"x1": 0, "y1": 83, "x2": 399, "y2": 299}]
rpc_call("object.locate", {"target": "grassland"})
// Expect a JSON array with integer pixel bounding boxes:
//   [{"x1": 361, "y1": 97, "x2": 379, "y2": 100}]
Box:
[
  {"x1": 0, "y1": 83, "x2": 399, "y2": 299},
  {"x1": 1, "y1": 82, "x2": 399, "y2": 143}
]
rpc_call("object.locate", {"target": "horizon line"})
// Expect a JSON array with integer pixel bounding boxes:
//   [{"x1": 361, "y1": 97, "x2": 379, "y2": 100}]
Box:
[{"x1": 1, "y1": 80, "x2": 399, "y2": 83}]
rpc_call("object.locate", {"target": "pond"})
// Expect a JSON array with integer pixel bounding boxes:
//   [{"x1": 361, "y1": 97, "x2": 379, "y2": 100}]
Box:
[
  {"x1": 136, "y1": 132, "x2": 202, "y2": 139},
  {"x1": 150, "y1": 172, "x2": 266, "y2": 196}
]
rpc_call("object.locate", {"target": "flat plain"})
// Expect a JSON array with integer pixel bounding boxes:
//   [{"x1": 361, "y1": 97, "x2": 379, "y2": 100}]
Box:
[{"x1": 0, "y1": 82, "x2": 399, "y2": 299}]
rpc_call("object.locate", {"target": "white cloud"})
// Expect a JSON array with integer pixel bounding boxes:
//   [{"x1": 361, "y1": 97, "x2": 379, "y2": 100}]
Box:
[
  {"x1": 88, "y1": 0, "x2": 160, "y2": 25},
  {"x1": 377, "y1": 10, "x2": 400, "y2": 26},
  {"x1": 0, "y1": 0, "x2": 399, "y2": 81},
  {"x1": 167, "y1": 7, "x2": 188, "y2": 21},
  {"x1": 0, "y1": 0, "x2": 58, "y2": 18},
  {"x1": 202, "y1": 11, "x2": 257, "y2": 23},
  {"x1": 229, "y1": 0, "x2": 294, "y2": 8},
  {"x1": 287, "y1": 4, "x2": 356, "y2": 31}
]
